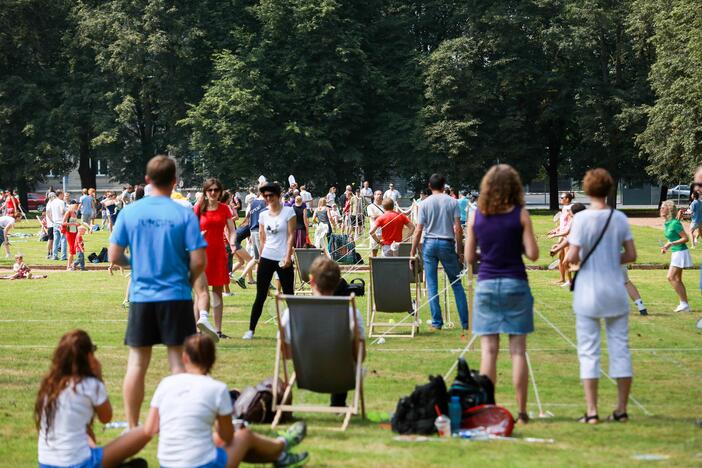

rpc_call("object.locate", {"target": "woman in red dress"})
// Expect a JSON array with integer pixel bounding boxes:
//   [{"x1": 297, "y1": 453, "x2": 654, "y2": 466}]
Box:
[{"x1": 194, "y1": 178, "x2": 237, "y2": 339}]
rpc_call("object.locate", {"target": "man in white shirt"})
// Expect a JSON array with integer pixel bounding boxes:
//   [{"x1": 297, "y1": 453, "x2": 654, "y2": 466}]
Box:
[
  {"x1": 360, "y1": 181, "x2": 373, "y2": 204},
  {"x1": 299, "y1": 185, "x2": 313, "y2": 204},
  {"x1": 383, "y1": 183, "x2": 401, "y2": 205},
  {"x1": 325, "y1": 187, "x2": 337, "y2": 207},
  {"x1": 47, "y1": 190, "x2": 67, "y2": 261},
  {"x1": 366, "y1": 191, "x2": 384, "y2": 257}
]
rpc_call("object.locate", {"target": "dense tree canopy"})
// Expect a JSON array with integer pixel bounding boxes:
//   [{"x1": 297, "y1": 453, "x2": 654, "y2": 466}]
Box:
[{"x1": 1, "y1": 0, "x2": 700, "y2": 208}]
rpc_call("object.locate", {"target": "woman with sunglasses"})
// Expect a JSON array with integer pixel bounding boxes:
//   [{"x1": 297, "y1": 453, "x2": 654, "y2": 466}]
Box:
[
  {"x1": 243, "y1": 182, "x2": 296, "y2": 340},
  {"x1": 195, "y1": 178, "x2": 238, "y2": 340}
]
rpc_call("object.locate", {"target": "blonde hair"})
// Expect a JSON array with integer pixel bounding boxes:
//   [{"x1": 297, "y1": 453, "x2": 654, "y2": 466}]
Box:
[
  {"x1": 661, "y1": 200, "x2": 676, "y2": 220},
  {"x1": 317, "y1": 198, "x2": 327, "y2": 208},
  {"x1": 477, "y1": 164, "x2": 525, "y2": 215}
]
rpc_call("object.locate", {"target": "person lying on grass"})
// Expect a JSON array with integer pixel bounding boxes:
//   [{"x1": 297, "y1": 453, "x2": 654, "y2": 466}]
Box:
[
  {"x1": 143, "y1": 334, "x2": 309, "y2": 468},
  {"x1": 279, "y1": 255, "x2": 366, "y2": 409},
  {"x1": 1, "y1": 253, "x2": 46, "y2": 280},
  {"x1": 35, "y1": 329, "x2": 149, "y2": 468}
]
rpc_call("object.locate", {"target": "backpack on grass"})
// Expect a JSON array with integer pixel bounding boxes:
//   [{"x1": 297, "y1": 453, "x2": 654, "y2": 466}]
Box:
[
  {"x1": 232, "y1": 377, "x2": 292, "y2": 424},
  {"x1": 391, "y1": 375, "x2": 448, "y2": 434},
  {"x1": 448, "y1": 358, "x2": 495, "y2": 411}
]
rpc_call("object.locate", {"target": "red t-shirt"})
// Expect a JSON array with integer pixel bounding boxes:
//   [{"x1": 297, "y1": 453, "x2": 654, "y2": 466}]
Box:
[{"x1": 375, "y1": 211, "x2": 410, "y2": 245}]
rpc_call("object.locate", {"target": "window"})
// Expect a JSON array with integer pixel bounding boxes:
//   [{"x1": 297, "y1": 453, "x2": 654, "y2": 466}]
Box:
[{"x1": 96, "y1": 159, "x2": 106, "y2": 176}]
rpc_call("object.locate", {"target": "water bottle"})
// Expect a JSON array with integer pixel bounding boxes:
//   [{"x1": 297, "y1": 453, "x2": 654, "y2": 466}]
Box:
[{"x1": 448, "y1": 396, "x2": 462, "y2": 434}]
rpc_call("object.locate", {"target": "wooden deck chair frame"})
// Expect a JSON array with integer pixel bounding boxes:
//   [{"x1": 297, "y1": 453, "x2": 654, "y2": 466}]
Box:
[
  {"x1": 271, "y1": 294, "x2": 365, "y2": 431},
  {"x1": 293, "y1": 247, "x2": 325, "y2": 294},
  {"x1": 367, "y1": 256, "x2": 421, "y2": 338},
  {"x1": 398, "y1": 242, "x2": 425, "y2": 298}
]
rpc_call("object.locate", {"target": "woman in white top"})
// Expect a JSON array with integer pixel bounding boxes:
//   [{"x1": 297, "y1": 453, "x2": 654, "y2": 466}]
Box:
[
  {"x1": 35, "y1": 330, "x2": 149, "y2": 468},
  {"x1": 565, "y1": 169, "x2": 637, "y2": 424},
  {"x1": 244, "y1": 182, "x2": 296, "y2": 340},
  {"x1": 144, "y1": 334, "x2": 309, "y2": 468}
]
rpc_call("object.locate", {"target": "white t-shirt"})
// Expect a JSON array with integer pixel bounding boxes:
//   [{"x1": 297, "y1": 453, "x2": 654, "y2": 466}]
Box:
[
  {"x1": 568, "y1": 209, "x2": 632, "y2": 318},
  {"x1": 260, "y1": 206, "x2": 296, "y2": 261},
  {"x1": 280, "y1": 306, "x2": 366, "y2": 343},
  {"x1": 360, "y1": 187, "x2": 373, "y2": 201},
  {"x1": 151, "y1": 373, "x2": 232, "y2": 468},
  {"x1": 384, "y1": 189, "x2": 400, "y2": 203},
  {"x1": 38, "y1": 377, "x2": 108, "y2": 466},
  {"x1": 300, "y1": 190, "x2": 313, "y2": 203},
  {"x1": 46, "y1": 198, "x2": 66, "y2": 226},
  {"x1": 0, "y1": 215, "x2": 15, "y2": 229}
]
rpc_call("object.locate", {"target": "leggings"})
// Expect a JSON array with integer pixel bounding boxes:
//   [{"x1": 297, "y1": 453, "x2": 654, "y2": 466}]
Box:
[{"x1": 249, "y1": 257, "x2": 295, "y2": 332}]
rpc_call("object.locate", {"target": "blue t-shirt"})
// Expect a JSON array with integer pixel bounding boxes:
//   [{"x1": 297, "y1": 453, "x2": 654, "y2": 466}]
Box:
[
  {"x1": 79, "y1": 195, "x2": 93, "y2": 215},
  {"x1": 249, "y1": 199, "x2": 267, "y2": 231},
  {"x1": 691, "y1": 199, "x2": 702, "y2": 223},
  {"x1": 457, "y1": 198, "x2": 469, "y2": 223},
  {"x1": 110, "y1": 196, "x2": 207, "y2": 303}
]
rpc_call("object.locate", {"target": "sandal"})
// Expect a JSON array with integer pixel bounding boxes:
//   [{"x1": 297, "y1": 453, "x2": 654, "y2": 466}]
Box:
[
  {"x1": 608, "y1": 411, "x2": 628, "y2": 422},
  {"x1": 577, "y1": 413, "x2": 599, "y2": 424},
  {"x1": 516, "y1": 412, "x2": 530, "y2": 424}
]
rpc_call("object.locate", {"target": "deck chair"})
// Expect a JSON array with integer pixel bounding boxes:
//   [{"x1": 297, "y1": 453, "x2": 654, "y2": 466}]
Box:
[
  {"x1": 272, "y1": 294, "x2": 365, "y2": 431},
  {"x1": 294, "y1": 248, "x2": 325, "y2": 293},
  {"x1": 397, "y1": 242, "x2": 424, "y2": 297},
  {"x1": 367, "y1": 256, "x2": 420, "y2": 338}
]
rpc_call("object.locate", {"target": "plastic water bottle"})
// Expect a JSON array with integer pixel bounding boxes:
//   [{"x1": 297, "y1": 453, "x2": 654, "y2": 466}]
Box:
[{"x1": 448, "y1": 396, "x2": 461, "y2": 434}]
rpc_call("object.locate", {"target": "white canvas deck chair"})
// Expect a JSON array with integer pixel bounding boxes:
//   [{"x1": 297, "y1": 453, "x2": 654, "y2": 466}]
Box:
[
  {"x1": 294, "y1": 248, "x2": 325, "y2": 293},
  {"x1": 367, "y1": 256, "x2": 420, "y2": 338},
  {"x1": 272, "y1": 294, "x2": 365, "y2": 431}
]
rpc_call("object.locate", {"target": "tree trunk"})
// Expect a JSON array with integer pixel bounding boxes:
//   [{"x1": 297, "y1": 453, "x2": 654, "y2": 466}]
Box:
[
  {"x1": 607, "y1": 177, "x2": 618, "y2": 209},
  {"x1": 77, "y1": 125, "x2": 96, "y2": 189},
  {"x1": 658, "y1": 184, "x2": 668, "y2": 209},
  {"x1": 546, "y1": 143, "x2": 560, "y2": 211},
  {"x1": 17, "y1": 179, "x2": 29, "y2": 214}
]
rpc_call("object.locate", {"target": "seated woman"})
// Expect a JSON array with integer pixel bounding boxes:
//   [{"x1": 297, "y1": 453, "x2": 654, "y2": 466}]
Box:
[
  {"x1": 35, "y1": 329, "x2": 149, "y2": 468},
  {"x1": 144, "y1": 334, "x2": 309, "y2": 468}
]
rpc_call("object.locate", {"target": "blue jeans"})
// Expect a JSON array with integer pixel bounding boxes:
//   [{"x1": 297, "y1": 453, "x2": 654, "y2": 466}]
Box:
[
  {"x1": 422, "y1": 238, "x2": 469, "y2": 329},
  {"x1": 52, "y1": 225, "x2": 67, "y2": 260}
]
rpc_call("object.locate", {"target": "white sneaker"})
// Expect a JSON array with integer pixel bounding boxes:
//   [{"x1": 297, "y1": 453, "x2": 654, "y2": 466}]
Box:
[
  {"x1": 197, "y1": 317, "x2": 220, "y2": 342},
  {"x1": 674, "y1": 303, "x2": 690, "y2": 313},
  {"x1": 242, "y1": 330, "x2": 254, "y2": 340},
  {"x1": 560, "y1": 281, "x2": 571, "y2": 288},
  {"x1": 222, "y1": 292, "x2": 233, "y2": 297}
]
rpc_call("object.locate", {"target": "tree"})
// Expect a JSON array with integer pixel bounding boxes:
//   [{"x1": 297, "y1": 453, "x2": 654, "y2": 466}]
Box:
[
  {"x1": 636, "y1": 0, "x2": 702, "y2": 185},
  {"x1": 0, "y1": 0, "x2": 73, "y2": 207}
]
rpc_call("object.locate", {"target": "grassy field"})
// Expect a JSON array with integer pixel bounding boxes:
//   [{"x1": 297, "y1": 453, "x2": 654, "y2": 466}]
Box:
[
  {"x1": 0, "y1": 214, "x2": 683, "y2": 269},
  {"x1": 0, "y1": 263, "x2": 701, "y2": 466}
]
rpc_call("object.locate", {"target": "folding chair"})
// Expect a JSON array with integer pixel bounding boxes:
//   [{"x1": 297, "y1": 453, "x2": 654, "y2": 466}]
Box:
[
  {"x1": 367, "y1": 256, "x2": 420, "y2": 338},
  {"x1": 272, "y1": 294, "x2": 365, "y2": 431},
  {"x1": 293, "y1": 248, "x2": 325, "y2": 293}
]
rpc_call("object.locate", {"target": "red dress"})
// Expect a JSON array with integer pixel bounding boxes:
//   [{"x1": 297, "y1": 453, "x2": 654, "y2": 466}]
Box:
[{"x1": 195, "y1": 203, "x2": 230, "y2": 286}]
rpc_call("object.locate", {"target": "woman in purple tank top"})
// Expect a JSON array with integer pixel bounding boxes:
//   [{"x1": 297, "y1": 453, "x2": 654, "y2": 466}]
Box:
[{"x1": 464, "y1": 164, "x2": 539, "y2": 424}]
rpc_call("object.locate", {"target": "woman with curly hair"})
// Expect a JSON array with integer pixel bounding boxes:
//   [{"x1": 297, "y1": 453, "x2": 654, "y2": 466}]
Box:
[
  {"x1": 35, "y1": 329, "x2": 149, "y2": 467},
  {"x1": 464, "y1": 164, "x2": 539, "y2": 424}
]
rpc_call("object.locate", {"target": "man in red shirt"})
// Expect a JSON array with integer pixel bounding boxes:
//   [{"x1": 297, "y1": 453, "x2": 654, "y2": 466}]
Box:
[{"x1": 369, "y1": 198, "x2": 414, "y2": 256}]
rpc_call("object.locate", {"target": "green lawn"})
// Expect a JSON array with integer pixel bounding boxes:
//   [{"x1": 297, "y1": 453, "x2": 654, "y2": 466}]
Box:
[
  {"x1": 0, "y1": 267, "x2": 700, "y2": 466},
  {"x1": 0, "y1": 214, "x2": 680, "y2": 269}
]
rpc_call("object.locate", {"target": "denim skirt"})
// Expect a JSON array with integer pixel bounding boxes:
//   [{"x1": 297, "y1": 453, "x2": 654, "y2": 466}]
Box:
[{"x1": 473, "y1": 278, "x2": 534, "y2": 335}]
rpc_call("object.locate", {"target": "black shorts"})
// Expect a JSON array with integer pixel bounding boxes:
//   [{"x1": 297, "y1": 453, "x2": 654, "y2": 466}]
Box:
[
  {"x1": 46, "y1": 227, "x2": 54, "y2": 241},
  {"x1": 125, "y1": 300, "x2": 195, "y2": 347}
]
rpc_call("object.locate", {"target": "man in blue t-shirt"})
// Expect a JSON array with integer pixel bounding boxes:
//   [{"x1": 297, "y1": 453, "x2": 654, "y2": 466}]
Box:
[
  {"x1": 457, "y1": 191, "x2": 469, "y2": 226},
  {"x1": 109, "y1": 155, "x2": 208, "y2": 428}
]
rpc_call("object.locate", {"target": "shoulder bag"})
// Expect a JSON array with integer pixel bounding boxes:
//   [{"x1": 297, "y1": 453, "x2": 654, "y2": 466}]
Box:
[{"x1": 570, "y1": 209, "x2": 614, "y2": 292}]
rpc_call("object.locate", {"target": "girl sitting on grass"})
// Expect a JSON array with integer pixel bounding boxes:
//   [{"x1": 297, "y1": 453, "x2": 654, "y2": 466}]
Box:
[
  {"x1": 660, "y1": 200, "x2": 693, "y2": 313},
  {"x1": 1, "y1": 253, "x2": 46, "y2": 279},
  {"x1": 144, "y1": 334, "x2": 309, "y2": 468},
  {"x1": 35, "y1": 329, "x2": 149, "y2": 468}
]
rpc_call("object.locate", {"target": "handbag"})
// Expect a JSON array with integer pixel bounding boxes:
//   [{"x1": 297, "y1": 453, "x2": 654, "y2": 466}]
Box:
[{"x1": 570, "y1": 209, "x2": 614, "y2": 292}]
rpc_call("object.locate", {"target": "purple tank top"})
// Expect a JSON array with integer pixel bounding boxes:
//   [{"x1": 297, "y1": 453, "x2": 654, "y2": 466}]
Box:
[{"x1": 473, "y1": 207, "x2": 527, "y2": 281}]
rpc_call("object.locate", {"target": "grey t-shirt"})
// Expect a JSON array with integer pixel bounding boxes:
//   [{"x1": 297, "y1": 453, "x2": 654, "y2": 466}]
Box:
[{"x1": 418, "y1": 194, "x2": 460, "y2": 240}]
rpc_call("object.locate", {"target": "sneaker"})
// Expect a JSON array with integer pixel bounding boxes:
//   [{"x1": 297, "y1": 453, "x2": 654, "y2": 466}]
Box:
[
  {"x1": 222, "y1": 292, "x2": 234, "y2": 297},
  {"x1": 236, "y1": 277, "x2": 247, "y2": 289},
  {"x1": 560, "y1": 281, "x2": 571, "y2": 288},
  {"x1": 279, "y1": 421, "x2": 307, "y2": 449},
  {"x1": 197, "y1": 317, "x2": 220, "y2": 343},
  {"x1": 639, "y1": 308, "x2": 648, "y2": 316},
  {"x1": 242, "y1": 330, "x2": 254, "y2": 340},
  {"x1": 274, "y1": 451, "x2": 309, "y2": 468},
  {"x1": 674, "y1": 303, "x2": 690, "y2": 313},
  {"x1": 217, "y1": 331, "x2": 231, "y2": 339}
]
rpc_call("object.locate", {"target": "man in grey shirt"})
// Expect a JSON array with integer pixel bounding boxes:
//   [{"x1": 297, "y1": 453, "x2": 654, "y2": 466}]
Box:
[{"x1": 410, "y1": 174, "x2": 469, "y2": 333}]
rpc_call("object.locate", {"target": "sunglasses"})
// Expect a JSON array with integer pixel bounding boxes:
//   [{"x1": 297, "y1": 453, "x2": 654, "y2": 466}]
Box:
[
  {"x1": 262, "y1": 193, "x2": 278, "y2": 199},
  {"x1": 206, "y1": 188, "x2": 221, "y2": 193}
]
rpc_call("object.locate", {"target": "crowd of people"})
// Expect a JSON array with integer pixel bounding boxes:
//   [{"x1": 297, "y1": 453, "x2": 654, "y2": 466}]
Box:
[{"x1": 21, "y1": 152, "x2": 702, "y2": 466}]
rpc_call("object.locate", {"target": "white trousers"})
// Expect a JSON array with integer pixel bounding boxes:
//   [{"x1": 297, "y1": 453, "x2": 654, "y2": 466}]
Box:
[{"x1": 575, "y1": 314, "x2": 632, "y2": 380}]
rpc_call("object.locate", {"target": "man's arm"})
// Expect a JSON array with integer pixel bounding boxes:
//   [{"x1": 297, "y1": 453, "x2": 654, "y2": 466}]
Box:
[
  {"x1": 410, "y1": 223, "x2": 423, "y2": 258},
  {"x1": 453, "y1": 218, "x2": 463, "y2": 259},
  {"x1": 108, "y1": 244, "x2": 130, "y2": 267}
]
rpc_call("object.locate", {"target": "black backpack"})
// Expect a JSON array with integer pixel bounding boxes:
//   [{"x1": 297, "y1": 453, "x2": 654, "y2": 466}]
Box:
[
  {"x1": 97, "y1": 247, "x2": 109, "y2": 263},
  {"x1": 448, "y1": 358, "x2": 495, "y2": 412},
  {"x1": 334, "y1": 277, "x2": 365, "y2": 297},
  {"x1": 391, "y1": 375, "x2": 448, "y2": 434}
]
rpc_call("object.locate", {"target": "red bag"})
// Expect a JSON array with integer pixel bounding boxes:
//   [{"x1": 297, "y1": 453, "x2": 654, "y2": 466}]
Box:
[
  {"x1": 60, "y1": 224, "x2": 67, "y2": 235},
  {"x1": 461, "y1": 404, "x2": 514, "y2": 437}
]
